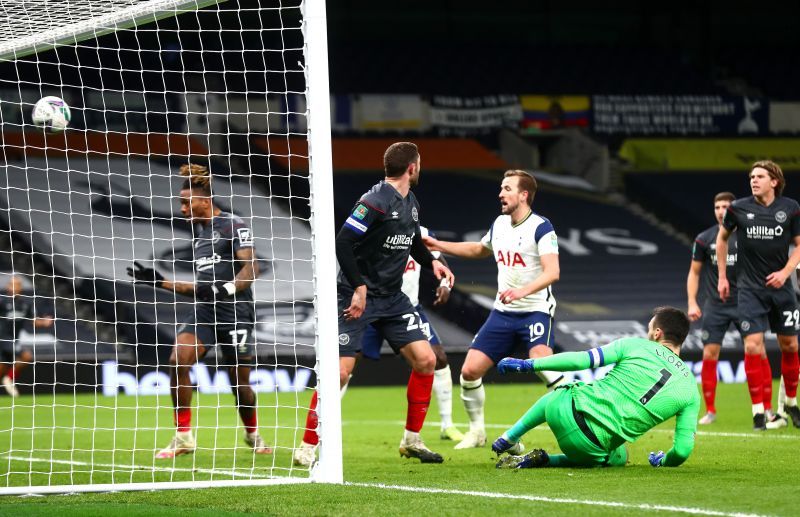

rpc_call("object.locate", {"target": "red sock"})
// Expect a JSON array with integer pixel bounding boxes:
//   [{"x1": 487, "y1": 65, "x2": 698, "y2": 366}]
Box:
[
  {"x1": 8, "y1": 368, "x2": 16, "y2": 381},
  {"x1": 406, "y1": 371, "x2": 433, "y2": 433},
  {"x1": 302, "y1": 391, "x2": 319, "y2": 445},
  {"x1": 241, "y1": 412, "x2": 258, "y2": 434},
  {"x1": 762, "y1": 357, "x2": 773, "y2": 411},
  {"x1": 782, "y1": 351, "x2": 800, "y2": 398},
  {"x1": 175, "y1": 408, "x2": 192, "y2": 432},
  {"x1": 701, "y1": 359, "x2": 718, "y2": 414},
  {"x1": 743, "y1": 354, "x2": 763, "y2": 405}
]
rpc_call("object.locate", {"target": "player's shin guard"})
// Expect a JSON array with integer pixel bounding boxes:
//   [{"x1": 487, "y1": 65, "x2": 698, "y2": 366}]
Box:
[
  {"x1": 781, "y1": 351, "x2": 799, "y2": 401},
  {"x1": 744, "y1": 353, "x2": 764, "y2": 410},
  {"x1": 701, "y1": 359, "x2": 718, "y2": 414},
  {"x1": 535, "y1": 369, "x2": 565, "y2": 389},
  {"x1": 762, "y1": 357, "x2": 773, "y2": 411},
  {"x1": 406, "y1": 371, "x2": 434, "y2": 432},
  {"x1": 302, "y1": 391, "x2": 320, "y2": 446},
  {"x1": 459, "y1": 375, "x2": 485, "y2": 433},
  {"x1": 433, "y1": 366, "x2": 454, "y2": 429}
]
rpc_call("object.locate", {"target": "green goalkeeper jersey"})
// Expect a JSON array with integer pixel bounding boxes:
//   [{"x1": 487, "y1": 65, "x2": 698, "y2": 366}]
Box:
[{"x1": 532, "y1": 337, "x2": 701, "y2": 466}]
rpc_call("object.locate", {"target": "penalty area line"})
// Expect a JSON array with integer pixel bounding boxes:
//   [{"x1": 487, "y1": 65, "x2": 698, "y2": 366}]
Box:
[{"x1": 346, "y1": 481, "x2": 766, "y2": 517}]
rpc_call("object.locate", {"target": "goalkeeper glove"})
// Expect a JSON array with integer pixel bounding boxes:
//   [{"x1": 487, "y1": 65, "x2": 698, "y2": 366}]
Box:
[
  {"x1": 127, "y1": 262, "x2": 165, "y2": 288},
  {"x1": 648, "y1": 451, "x2": 665, "y2": 467},
  {"x1": 196, "y1": 281, "x2": 236, "y2": 302},
  {"x1": 497, "y1": 357, "x2": 533, "y2": 375}
]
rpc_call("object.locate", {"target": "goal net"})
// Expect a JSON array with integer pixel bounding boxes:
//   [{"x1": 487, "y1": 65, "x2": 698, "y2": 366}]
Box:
[{"x1": 0, "y1": 0, "x2": 341, "y2": 494}]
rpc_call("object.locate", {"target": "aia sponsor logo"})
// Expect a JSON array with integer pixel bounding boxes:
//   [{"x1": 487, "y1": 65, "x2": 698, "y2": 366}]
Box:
[{"x1": 496, "y1": 250, "x2": 527, "y2": 267}]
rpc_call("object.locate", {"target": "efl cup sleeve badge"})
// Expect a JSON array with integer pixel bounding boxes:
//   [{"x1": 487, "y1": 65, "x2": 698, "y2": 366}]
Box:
[
  {"x1": 236, "y1": 227, "x2": 254, "y2": 246},
  {"x1": 411, "y1": 207, "x2": 418, "y2": 222},
  {"x1": 775, "y1": 211, "x2": 787, "y2": 223},
  {"x1": 353, "y1": 204, "x2": 368, "y2": 220}
]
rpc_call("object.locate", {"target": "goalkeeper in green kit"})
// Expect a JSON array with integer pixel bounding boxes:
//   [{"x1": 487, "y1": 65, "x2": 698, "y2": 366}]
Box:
[{"x1": 493, "y1": 306, "x2": 700, "y2": 469}]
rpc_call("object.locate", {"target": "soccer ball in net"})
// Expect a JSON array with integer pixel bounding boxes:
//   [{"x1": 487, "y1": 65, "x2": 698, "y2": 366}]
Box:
[{"x1": 32, "y1": 96, "x2": 71, "y2": 132}]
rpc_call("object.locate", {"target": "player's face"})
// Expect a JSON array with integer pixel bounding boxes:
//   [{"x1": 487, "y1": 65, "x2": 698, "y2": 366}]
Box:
[
  {"x1": 499, "y1": 177, "x2": 523, "y2": 214},
  {"x1": 713, "y1": 200, "x2": 731, "y2": 225},
  {"x1": 408, "y1": 156, "x2": 421, "y2": 187},
  {"x1": 179, "y1": 188, "x2": 211, "y2": 221},
  {"x1": 6, "y1": 278, "x2": 22, "y2": 296},
  {"x1": 750, "y1": 167, "x2": 777, "y2": 197}
]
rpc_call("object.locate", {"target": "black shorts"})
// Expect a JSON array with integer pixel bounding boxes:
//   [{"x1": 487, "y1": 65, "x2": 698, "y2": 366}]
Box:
[
  {"x1": 701, "y1": 302, "x2": 741, "y2": 345},
  {"x1": 737, "y1": 287, "x2": 799, "y2": 337},
  {"x1": 0, "y1": 339, "x2": 14, "y2": 362},
  {"x1": 177, "y1": 310, "x2": 255, "y2": 366},
  {"x1": 337, "y1": 289, "x2": 428, "y2": 358}
]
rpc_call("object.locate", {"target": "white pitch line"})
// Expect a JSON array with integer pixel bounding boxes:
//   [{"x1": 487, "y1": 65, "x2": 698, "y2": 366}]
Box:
[
  {"x1": 345, "y1": 482, "x2": 768, "y2": 517},
  {"x1": 4, "y1": 455, "x2": 272, "y2": 480},
  {"x1": 344, "y1": 419, "x2": 800, "y2": 440},
  {"x1": 3, "y1": 455, "x2": 770, "y2": 516}
]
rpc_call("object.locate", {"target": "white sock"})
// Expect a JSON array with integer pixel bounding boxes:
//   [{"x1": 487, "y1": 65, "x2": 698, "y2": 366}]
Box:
[
  {"x1": 786, "y1": 396, "x2": 797, "y2": 408},
  {"x1": 246, "y1": 431, "x2": 259, "y2": 439},
  {"x1": 177, "y1": 430, "x2": 193, "y2": 439},
  {"x1": 403, "y1": 429, "x2": 420, "y2": 444},
  {"x1": 752, "y1": 402, "x2": 765, "y2": 415},
  {"x1": 460, "y1": 375, "x2": 485, "y2": 434},
  {"x1": 777, "y1": 376, "x2": 786, "y2": 414},
  {"x1": 433, "y1": 366, "x2": 453, "y2": 429},
  {"x1": 536, "y1": 369, "x2": 566, "y2": 389}
]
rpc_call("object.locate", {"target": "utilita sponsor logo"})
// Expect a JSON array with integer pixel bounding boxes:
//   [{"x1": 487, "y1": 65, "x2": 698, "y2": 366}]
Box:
[
  {"x1": 196, "y1": 254, "x2": 222, "y2": 271},
  {"x1": 383, "y1": 234, "x2": 414, "y2": 249},
  {"x1": 746, "y1": 225, "x2": 784, "y2": 239},
  {"x1": 101, "y1": 361, "x2": 311, "y2": 396}
]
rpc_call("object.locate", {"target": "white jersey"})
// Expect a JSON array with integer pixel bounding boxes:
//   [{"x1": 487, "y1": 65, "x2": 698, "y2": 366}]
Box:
[
  {"x1": 480, "y1": 211, "x2": 558, "y2": 314},
  {"x1": 401, "y1": 226, "x2": 439, "y2": 306}
]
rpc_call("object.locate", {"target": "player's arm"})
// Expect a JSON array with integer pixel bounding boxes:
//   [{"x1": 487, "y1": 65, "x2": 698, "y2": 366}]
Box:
[
  {"x1": 432, "y1": 254, "x2": 451, "y2": 306},
  {"x1": 686, "y1": 260, "x2": 703, "y2": 322},
  {"x1": 497, "y1": 340, "x2": 626, "y2": 374},
  {"x1": 653, "y1": 397, "x2": 700, "y2": 467},
  {"x1": 423, "y1": 235, "x2": 492, "y2": 259},
  {"x1": 715, "y1": 226, "x2": 731, "y2": 301},
  {"x1": 500, "y1": 253, "x2": 559, "y2": 304},
  {"x1": 127, "y1": 262, "x2": 192, "y2": 295},
  {"x1": 411, "y1": 232, "x2": 454, "y2": 288},
  {"x1": 767, "y1": 235, "x2": 800, "y2": 288}
]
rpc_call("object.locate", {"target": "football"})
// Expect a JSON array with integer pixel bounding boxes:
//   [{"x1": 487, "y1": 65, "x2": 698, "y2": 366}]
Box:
[{"x1": 31, "y1": 96, "x2": 71, "y2": 132}]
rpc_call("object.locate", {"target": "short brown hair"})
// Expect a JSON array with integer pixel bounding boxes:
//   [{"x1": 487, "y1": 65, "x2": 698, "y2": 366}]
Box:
[
  {"x1": 383, "y1": 142, "x2": 419, "y2": 178},
  {"x1": 751, "y1": 160, "x2": 785, "y2": 196},
  {"x1": 503, "y1": 170, "x2": 538, "y2": 206},
  {"x1": 652, "y1": 306, "x2": 690, "y2": 346},
  {"x1": 714, "y1": 192, "x2": 735, "y2": 203}
]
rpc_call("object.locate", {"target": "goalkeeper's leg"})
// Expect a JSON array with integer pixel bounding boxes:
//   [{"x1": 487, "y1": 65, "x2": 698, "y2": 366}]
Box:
[{"x1": 158, "y1": 335, "x2": 203, "y2": 459}]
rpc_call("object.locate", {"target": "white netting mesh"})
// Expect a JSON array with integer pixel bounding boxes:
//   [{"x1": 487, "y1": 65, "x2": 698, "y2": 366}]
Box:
[{"x1": 0, "y1": 0, "x2": 336, "y2": 493}]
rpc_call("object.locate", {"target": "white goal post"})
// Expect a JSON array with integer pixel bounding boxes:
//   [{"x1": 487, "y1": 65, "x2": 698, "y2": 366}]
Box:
[{"x1": 0, "y1": 0, "x2": 341, "y2": 494}]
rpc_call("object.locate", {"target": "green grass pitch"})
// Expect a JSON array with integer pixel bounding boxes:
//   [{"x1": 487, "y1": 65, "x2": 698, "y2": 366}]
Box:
[{"x1": 0, "y1": 382, "x2": 798, "y2": 516}]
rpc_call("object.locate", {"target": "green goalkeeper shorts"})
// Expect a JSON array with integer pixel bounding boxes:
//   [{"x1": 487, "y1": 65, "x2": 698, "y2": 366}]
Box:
[{"x1": 546, "y1": 386, "x2": 627, "y2": 467}]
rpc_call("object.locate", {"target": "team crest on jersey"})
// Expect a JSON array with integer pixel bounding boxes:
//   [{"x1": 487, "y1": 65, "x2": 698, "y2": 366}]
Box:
[
  {"x1": 211, "y1": 231, "x2": 221, "y2": 243},
  {"x1": 411, "y1": 207, "x2": 418, "y2": 222},
  {"x1": 236, "y1": 228, "x2": 254, "y2": 246},
  {"x1": 746, "y1": 213, "x2": 755, "y2": 220},
  {"x1": 775, "y1": 211, "x2": 787, "y2": 223},
  {"x1": 353, "y1": 204, "x2": 368, "y2": 220},
  {"x1": 338, "y1": 333, "x2": 350, "y2": 346}
]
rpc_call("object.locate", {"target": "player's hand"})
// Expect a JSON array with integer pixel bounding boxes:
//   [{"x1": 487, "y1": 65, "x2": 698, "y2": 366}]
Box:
[
  {"x1": 433, "y1": 284, "x2": 451, "y2": 306},
  {"x1": 648, "y1": 451, "x2": 665, "y2": 467},
  {"x1": 127, "y1": 262, "x2": 165, "y2": 288},
  {"x1": 766, "y1": 270, "x2": 789, "y2": 289},
  {"x1": 34, "y1": 316, "x2": 54, "y2": 328},
  {"x1": 196, "y1": 281, "x2": 236, "y2": 301},
  {"x1": 499, "y1": 287, "x2": 525, "y2": 304},
  {"x1": 497, "y1": 357, "x2": 533, "y2": 375},
  {"x1": 343, "y1": 285, "x2": 367, "y2": 321},
  {"x1": 432, "y1": 260, "x2": 454, "y2": 289},
  {"x1": 687, "y1": 302, "x2": 702, "y2": 322},
  {"x1": 717, "y1": 278, "x2": 729, "y2": 302}
]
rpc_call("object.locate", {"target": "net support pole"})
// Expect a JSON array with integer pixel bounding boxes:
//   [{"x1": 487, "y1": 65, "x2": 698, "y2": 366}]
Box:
[{"x1": 303, "y1": 0, "x2": 343, "y2": 485}]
